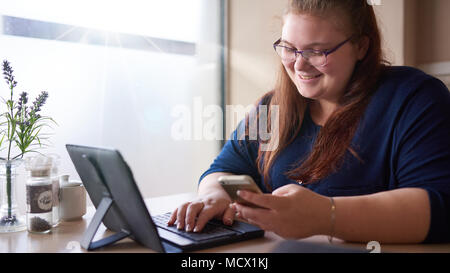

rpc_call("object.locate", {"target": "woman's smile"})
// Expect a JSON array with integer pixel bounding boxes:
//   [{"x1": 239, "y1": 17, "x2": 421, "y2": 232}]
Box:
[{"x1": 297, "y1": 73, "x2": 323, "y2": 83}]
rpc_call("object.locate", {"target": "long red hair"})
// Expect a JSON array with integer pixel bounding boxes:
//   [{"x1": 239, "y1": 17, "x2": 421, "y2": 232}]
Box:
[{"x1": 246, "y1": 0, "x2": 388, "y2": 191}]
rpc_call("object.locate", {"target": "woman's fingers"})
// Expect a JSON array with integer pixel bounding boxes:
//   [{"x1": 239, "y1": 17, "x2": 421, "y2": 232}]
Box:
[
  {"x1": 184, "y1": 201, "x2": 205, "y2": 232},
  {"x1": 167, "y1": 200, "x2": 226, "y2": 232},
  {"x1": 237, "y1": 190, "x2": 286, "y2": 210},
  {"x1": 232, "y1": 202, "x2": 273, "y2": 231},
  {"x1": 174, "y1": 202, "x2": 190, "y2": 230},
  {"x1": 167, "y1": 197, "x2": 232, "y2": 233},
  {"x1": 167, "y1": 207, "x2": 178, "y2": 226},
  {"x1": 193, "y1": 206, "x2": 217, "y2": 232}
]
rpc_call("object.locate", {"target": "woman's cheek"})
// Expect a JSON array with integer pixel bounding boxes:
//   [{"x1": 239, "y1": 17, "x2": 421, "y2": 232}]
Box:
[
  {"x1": 282, "y1": 60, "x2": 294, "y2": 72},
  {"x1": 315, "y1": 63, "x2": 332, "y2": 75},
  {"x1": 282, "y1": 63, "x2": 296, "y2": 82}
]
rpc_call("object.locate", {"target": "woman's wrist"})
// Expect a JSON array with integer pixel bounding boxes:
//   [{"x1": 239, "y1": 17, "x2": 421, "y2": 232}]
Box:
[
  {"x1": 313, "y1": 194, "x2": 337, "y2": 238},
  {"x1": 198, "y1": 172, "x2": 233, "y2": 201},
  {"x1": 328, "y1": 197, "x2": 336, "y2": 243}
]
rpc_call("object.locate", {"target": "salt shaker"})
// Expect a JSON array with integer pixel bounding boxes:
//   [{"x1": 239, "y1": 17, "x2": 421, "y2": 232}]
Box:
[
  {"x1": 24, "y1": 155, "x2": 53, "y2": 234},
  {"x1": 59, "y1": 175, "x2": 86, "y2": 221}
]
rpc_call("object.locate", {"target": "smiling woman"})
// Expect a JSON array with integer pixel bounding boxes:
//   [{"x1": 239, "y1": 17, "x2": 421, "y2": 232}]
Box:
[
  {"x1": 268, "y1": 1, "x2": 382, "y2": 186},
  {"x1": 170, "y1": 0, "x2": 450, "y2": 245}
]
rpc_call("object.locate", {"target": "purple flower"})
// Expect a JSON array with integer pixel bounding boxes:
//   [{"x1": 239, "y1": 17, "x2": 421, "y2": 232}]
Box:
[
  {"x1": 17, "y1": 91, "x2": 28, "y2": 113},
  {"x1": 2, "y1": 60, "x2": 17, "y2": 88},
  {"x1": 30, "y1": 91, "x2": 48, "y2": 116}
]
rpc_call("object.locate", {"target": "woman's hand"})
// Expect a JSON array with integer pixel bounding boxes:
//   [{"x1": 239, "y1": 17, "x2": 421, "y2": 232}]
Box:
[
  {"x1": 167, "y1": 192, "x2": 236, "y2": 232},
  {"x1": 232, "y1": 184, "x2": 331, "y2": 239}
]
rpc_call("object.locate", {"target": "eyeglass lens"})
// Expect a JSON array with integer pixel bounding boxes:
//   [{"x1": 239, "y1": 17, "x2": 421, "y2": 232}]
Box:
[{"x1": 275, "y1": 46, "x2": 326, "y2": 66}]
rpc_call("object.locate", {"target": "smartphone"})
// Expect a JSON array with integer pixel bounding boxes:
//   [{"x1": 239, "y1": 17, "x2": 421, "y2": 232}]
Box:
[{"x1": 218, "y1": 175, "x2": 264, "y2": 208}]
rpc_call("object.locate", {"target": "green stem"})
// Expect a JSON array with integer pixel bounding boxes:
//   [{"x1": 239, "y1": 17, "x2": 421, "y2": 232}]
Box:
[
  {"x1": 6, "y1": 84, "x2": 14, "y2": 218},
  {"x1": 7, "y1": 139, "x2": 12, "y2": 161},
  {"x1": 6, "y1": 162, "x2": 11, "y2": 219},
  {"x1": 7, "y1": 84, "x2": 14, "y2": 161}
]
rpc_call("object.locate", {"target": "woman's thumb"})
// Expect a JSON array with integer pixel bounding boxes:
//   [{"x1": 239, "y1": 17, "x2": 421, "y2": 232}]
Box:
[{"x1": 222, "y1": 205, "x2": 236, "y2": 226}]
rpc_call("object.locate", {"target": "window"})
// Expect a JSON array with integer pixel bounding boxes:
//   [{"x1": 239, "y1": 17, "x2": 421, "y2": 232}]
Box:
[{"x1": 0, "y1": 0, "x2": 224, "y2": 206}]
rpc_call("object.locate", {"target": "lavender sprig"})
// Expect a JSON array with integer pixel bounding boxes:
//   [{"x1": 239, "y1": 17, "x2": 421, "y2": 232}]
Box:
[
  {"x1": 29, "y1": 91, "x2": 48, "y2": 116},
  {"x1": 2, "y1": 60, "x2": 17, "y2": 88},
  {"x1": 17, "y1": 91, "x2": 28, "y2": 113},
  {"x1": 1, "y1": 60, "x2": 56, "y2": 160}
]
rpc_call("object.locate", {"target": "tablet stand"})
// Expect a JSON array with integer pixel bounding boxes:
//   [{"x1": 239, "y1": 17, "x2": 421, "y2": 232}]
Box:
[
  {"x1": 80, "y1": 196, "x2": 131, "y2": 250},
  {"x1": 79, "y1": 155, "x2": 131, "y2": 250}
]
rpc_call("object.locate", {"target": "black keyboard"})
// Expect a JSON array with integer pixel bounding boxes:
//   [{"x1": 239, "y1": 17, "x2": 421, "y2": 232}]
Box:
[{"x1": 152, "y1": 212, "x2": 238, "y2": 242}]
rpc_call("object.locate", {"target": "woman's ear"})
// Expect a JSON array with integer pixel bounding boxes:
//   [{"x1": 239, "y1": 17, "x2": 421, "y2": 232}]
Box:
[{"x1": 357, "y1": 36, "x2": 370, "y2": 61}]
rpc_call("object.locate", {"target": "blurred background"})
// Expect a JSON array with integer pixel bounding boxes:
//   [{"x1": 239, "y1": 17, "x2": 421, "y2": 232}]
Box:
[{"x1": 0, "y1": 0, "x2": 449, "y2": 213}]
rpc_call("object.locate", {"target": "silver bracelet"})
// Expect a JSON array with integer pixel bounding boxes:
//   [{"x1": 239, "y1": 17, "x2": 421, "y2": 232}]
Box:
[{"x1": 328, "y1": 197, "x2": 336, "y2": 244}]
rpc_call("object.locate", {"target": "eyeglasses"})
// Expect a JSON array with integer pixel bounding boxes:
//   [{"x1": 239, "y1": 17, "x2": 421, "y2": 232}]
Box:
[{"x1": 273, "y1": 36, "x2": 353, "y2": 67}]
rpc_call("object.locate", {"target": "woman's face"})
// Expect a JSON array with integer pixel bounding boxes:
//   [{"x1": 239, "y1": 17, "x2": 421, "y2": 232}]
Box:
[{"x1": 281, "y1": 12, "x2": 367, "y2": 104}]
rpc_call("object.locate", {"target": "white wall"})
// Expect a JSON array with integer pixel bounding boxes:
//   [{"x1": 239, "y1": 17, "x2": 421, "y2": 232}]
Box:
[{"x1": 227, "y1": 0, "x2": 287, "y2": 105}]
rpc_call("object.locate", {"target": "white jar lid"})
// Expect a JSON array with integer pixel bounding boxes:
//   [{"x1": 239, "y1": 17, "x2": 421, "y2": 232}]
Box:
[{"x1": 61, "y1": 180, "x2": 82, "y2": 188}]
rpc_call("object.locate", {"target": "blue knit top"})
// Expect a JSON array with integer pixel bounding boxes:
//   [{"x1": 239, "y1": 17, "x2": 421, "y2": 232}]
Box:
[{"x1": 200, "y1": 66, "x2": 450, "y2": 243}]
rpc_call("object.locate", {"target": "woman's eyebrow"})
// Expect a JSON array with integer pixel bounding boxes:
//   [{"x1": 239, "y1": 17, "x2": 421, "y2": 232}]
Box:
[{"x1": 280, "y1": 39, "x2": 330, "y2": 48}]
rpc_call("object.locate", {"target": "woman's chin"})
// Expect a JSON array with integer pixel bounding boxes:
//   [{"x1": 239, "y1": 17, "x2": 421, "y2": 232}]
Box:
[{"x1": 296, "y1": 87, "x2": 322, "y2": 100}]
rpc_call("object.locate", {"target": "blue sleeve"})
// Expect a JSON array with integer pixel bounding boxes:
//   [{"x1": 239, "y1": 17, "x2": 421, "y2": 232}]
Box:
[
  {"x1": 198, "y1": 119, "x2": 262, "y2": 190},
  {"x1": 393, "y1": 78, "x2": 450, "y2": 243}
]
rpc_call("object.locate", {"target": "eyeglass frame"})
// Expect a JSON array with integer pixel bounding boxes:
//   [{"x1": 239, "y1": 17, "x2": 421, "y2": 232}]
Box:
[{"x1": 273, "y1": 36, "x2": 354, "y2": 67}]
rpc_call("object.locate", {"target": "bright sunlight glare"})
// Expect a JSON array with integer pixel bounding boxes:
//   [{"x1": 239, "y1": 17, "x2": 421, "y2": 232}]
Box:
[{"x1": 0, "y1": 0, "x2": 203, "y2": 42}]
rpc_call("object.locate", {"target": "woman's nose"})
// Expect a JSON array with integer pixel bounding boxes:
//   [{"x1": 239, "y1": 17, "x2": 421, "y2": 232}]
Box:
[{"x1": 294, "y1": 54, "x2": 313, "y2": 71}]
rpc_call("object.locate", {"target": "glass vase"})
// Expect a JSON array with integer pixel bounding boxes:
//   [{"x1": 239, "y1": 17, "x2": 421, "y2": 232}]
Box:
[{"x1": 0, "y1": 159, "x2": 26, "y2": 232}]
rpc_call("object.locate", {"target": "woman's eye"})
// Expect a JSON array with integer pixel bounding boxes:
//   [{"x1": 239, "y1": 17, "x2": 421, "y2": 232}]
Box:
[{"x1": 280, "y1": 45, "x2": 294, "y2": 50}]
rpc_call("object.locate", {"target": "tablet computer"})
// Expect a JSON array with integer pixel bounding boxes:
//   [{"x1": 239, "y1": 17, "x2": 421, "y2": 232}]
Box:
[{"x1": 66, "y1": 144, "x2": 264, "y2": 252}]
